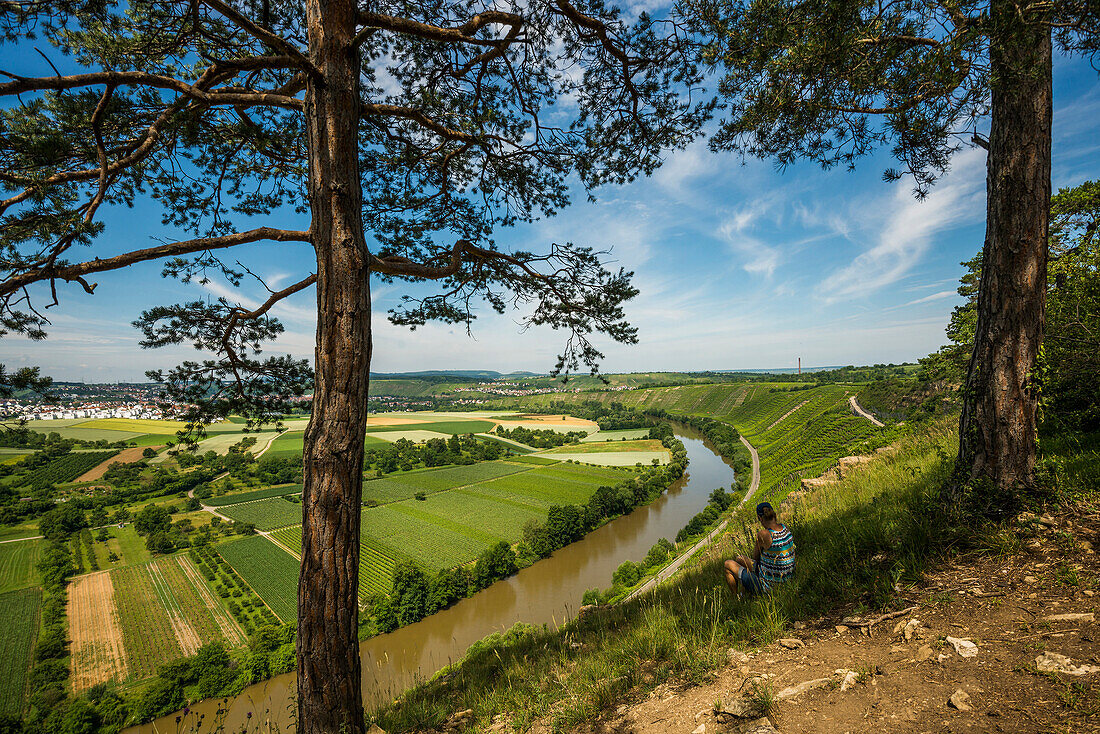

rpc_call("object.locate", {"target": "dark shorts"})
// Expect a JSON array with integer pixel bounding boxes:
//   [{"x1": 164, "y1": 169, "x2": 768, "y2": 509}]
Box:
[{"x1": 738, "y1": 565, "x2": 771, "y2": 595}]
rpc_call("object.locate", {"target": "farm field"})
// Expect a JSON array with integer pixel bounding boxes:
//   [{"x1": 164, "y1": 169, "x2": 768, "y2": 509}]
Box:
[
  {"x1": 367, "y1": 419, "x2": 497, "y2": 434},
  {"x1": 77, "y1": 556, "x2": 248, "y2": 685},
  {"x1": 101, "y1": 525, "x2": 152, "y2": 567},
  {"x1": 0, "y1": 539, "x2": 40, "y2": 593},
  {"x1": 360, "y1": 461, "x2": 530, "y2": 504},
  {"x1": 14, "y1": 449, "x2": 119, "y2": 489},
  {"x1": 0, "y1": 524, "x2": 39, "y2": 542},
  {"x1": 266, "y1": 459, "x2": 636, "y2": 593},
  {"x1": 0, "y1": 588, "x2": 40, "y2": 717},
  {"x1": 541, "y1": 451, "x2": 668, "y2": 466},
  {"x1": 75, "y1": 445, "x2": 153, "y2": 481},
  {"x1": 68, "y1": 571, "x2": 129, "y2": 690},
  {"x1": 371, "y1": 429, "x2": 455, "y2": 443},
  {"x1": 205, "y1": 483, "x2": 303, "y2": 507},
  {"x1": 580, "y1": 428, "x2": 652, "y2": 442},
  {"x1": 264, "y1": 431, "x2": 387, "y2": 460},
  {"x1": 217, "y1": 536, "x2": 298, "y2": 623},
  {"x1": 218, "y1": 496, "x2": 302, "y2": 530},
  {"x1": 543, "y1": 439, "x2": 665, "y2": 454}
]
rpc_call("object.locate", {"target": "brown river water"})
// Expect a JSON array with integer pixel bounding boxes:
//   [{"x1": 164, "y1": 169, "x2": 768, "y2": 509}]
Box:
[{"x1": 127, "y1": 426, "x2": 737, "y2": 733}]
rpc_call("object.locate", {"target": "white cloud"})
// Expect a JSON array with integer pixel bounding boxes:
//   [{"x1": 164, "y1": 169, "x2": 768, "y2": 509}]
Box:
[
  {"x1": 815, "y1": 147, "x2": 986, "y2": 303},
  {"x1": 903, "y1": 290, "x2": 958, "y2": 307}
]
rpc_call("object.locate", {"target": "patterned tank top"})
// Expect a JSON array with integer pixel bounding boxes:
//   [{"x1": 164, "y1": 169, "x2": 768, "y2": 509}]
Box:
[{"x1": 758, "y1": 525, "x2": 795, "y2": 581}]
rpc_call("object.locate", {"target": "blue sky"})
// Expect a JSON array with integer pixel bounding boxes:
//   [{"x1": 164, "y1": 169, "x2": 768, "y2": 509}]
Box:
[{"x1": 2, "y1": 46, "x2": 1098, "y2": 382}]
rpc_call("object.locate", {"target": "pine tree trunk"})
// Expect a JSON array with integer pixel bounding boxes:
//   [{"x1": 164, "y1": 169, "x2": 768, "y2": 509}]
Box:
[
  {"x1": 297, "y1": 0, "x2": 369, "y2": 732},
  {"x1": 956, "y1": 0, "x2": 1051, "y2": 509}
]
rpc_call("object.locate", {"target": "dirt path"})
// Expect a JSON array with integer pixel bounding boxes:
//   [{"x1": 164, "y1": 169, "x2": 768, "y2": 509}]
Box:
[
  {"x1": 626, "y1": 435, "x2": 760, "y2": 602},
  {"x1": 549, "y1": 509, "x2": 1100, "y2": 734},
  {"x1": 849, "y1": 396, "x2": 885, "y2": 427},
  {"x1": 68, "y1": 570, "x2": 128, "y2": 691}
]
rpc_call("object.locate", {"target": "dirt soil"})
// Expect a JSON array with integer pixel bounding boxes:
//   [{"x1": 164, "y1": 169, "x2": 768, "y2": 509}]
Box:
[
  {"x1": 68, "y1": 570, "x2": 129, "y2": 691},
  {"x1": 76, "y1": 445, "x2": 160, "y2": 482},
  {"x1": 528, "y1": 509, "x2": 1100, "y2": 734}
]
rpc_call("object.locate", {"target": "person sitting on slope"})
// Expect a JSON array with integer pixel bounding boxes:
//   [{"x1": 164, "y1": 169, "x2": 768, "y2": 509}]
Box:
[{"x1": 722, "y1": 502, "x2": 795, "y2": 598}]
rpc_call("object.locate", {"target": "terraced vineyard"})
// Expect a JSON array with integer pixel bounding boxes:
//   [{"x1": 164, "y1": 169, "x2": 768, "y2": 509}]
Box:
[{"x1": 0, "y1": 587, "x2": 40, "y2": 716}]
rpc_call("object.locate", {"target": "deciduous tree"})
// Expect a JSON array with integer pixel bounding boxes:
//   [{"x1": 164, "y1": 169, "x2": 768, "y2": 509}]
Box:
[{"x1": 0, "y1": 1, "x2": 706, "y2": 730}]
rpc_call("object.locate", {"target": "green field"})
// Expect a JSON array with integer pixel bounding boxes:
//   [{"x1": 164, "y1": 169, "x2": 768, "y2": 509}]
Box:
[
  {"x1": 110, "y1": 564, "x2": 187, "y2": 678},
  {"x1": 543, "y1": 439, "x2": 665, "y2": 454},
  {"x1": 0, "y1": 588, "x2": 40, "y2": 716},
  {"x1": 205, "y1": 483, "x2": 303, "y2": 507},
  {"x1": 361, "y1": 461, "x2": 530, "y2": 505},
  {"x1": 580, "y1": 429, "x2": 652, "y2": 442},
  {"x1": 264, "y1": 431, "x2": 387, "y2": 460},
  {"x1": 536, "y1": 451, "x2": 669, "y2": 466},
  {"x1": 218, "y1": 496, "x2": 303, "y2": 530},
  {"x1": 0, "y1": 540, "x2": 40, "y2": 593},
  {"x1": 14, "y1": 449, "x2": 119, "y2": 488},
  {"x1": 217, "y1": 536, "x2": 299, "y2": 622},
  {"x1": 366, "y1": 419, "x2": 497, "y2": 434},
  {"x1": 256, "y1": 459, "x2": 635, "y2": 595}
]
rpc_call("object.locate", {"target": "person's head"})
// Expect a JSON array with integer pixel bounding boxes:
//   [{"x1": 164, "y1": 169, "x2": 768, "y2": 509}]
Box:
[{"x1": 756, "y1": 502, "x2": 777, "y2": 525}]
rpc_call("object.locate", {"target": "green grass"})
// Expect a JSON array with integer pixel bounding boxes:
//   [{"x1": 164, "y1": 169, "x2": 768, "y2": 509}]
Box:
[
  {"x1": 107, "y1": 525, "x2": 152, "y2": 567},
  {"x1": 0, "y1": 587, "x2": 40, "y2": 717},
  {"x1": 218, "y1": 496, "x2": 303, "y2": 530},
  {"x1": 205, "y1": 483, "x2": 303, "y2": 507},
  {"x1": 0, "y1": 525, "x2": 39, "y2": 542},
  {"x1": 264, "y1": 431, "x2": 304, "y2": 460},
  {"x1": 508, "y1": 455, "x2": 559, "y2": 465},
  {"x1": 217, "y1": 536, "x2": 299, "y2": 623},
  {"x1": 367, "y1": 419, "x2": 497, "y2": 435},
  {"x1": 0, "y1": 540, "x2": 40, "y2": 593}
]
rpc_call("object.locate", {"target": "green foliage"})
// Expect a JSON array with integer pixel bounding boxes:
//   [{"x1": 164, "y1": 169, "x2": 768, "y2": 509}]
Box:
[{"x1": 0, "y1": 588, "x2": 41, "y2": 716}]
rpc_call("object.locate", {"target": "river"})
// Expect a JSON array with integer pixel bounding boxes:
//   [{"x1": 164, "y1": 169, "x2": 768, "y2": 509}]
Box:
[{"x1": 128, "y1": 425, "x2": 738, "y2": 733}]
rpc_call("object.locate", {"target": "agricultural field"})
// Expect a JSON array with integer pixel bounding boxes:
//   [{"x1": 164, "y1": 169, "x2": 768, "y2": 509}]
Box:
[
  {"x1": 70, "y1": 556, "x2": 248, "y2": 687},
  {"x1": 68, "y1": 571, "x2": 129, "y2": 690},
  {"x1": 0, "y1": 539, "x2": 40, "y2": 593},
  {"x1": 218, "y1": 496, "x2": 303, "y2": 530},
  {"x1": 14, "y1": 449, "x2": 119, "y2": 490},
  {"x1": 0, "y1": 588, "x2": 40, "y2": 716},
  {"x1": 580, "y1": 428, "x2": 652, "y2": 442},
  {"x1": 0, "y1": 524, "x2": 39, "y2": 542},
  {"x1": 205, "y1": 483, "x2": 303, "y2": 507},
  {"x1": 0, "y1": 448, "x2": 30, "y2": 465},
  {"x1": 217, "y1": 536, "x2": 299, "y2": 623},
  {"x1": 371, "y1": 429, "x2": 455, "y2": 443},
  {"x1": 367, "y1": 419, "x2": 497, "y2": 434},
  {"x1": 543, "y1": 439, "x2": 665, "y2": 454},
  {"x1": 264, "y1": 459, "x2": 636, "y2": 593},
  {"x1": 539, "y1": 451, "x2": 669, "y2": 466},
  {"x1": 360, "y1": 461, "x2": 530, "y2": 505},
  {"x1": 263, "y1": 431, "x2": 387, "y2": 460}
]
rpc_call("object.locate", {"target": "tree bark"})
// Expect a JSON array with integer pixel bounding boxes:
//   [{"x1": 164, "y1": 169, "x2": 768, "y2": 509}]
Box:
[
  {"x1": 956, "y1": 0, "x2": 1051, "y2": 509},
  {"x1": 297, "y1": 0, "x2": 370, "y2": 732}
]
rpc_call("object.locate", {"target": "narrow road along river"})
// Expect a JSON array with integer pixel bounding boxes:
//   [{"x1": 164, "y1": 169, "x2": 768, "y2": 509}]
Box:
[{"x1": 127, "y1": 425, "x2": 738, "y2": 733}]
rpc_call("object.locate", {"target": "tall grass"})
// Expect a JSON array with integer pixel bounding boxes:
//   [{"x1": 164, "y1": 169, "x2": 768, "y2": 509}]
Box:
[{"x1": 372, "y1": 422, "x2": 960, "y2": 732}]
